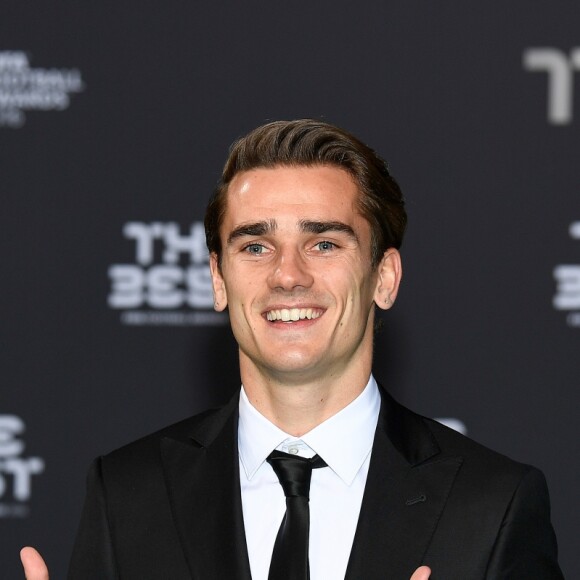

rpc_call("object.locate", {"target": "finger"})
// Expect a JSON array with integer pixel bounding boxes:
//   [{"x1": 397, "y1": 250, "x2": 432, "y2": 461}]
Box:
[
  {"x1": 410, "y1": 565, "x2": 431, "y2": 580},
  {"x1": 20, "y1": 547, "x2": 49, "y2": 580}
]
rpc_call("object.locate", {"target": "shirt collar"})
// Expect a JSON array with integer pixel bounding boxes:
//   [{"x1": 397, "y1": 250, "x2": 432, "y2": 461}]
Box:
[{"x1": 238, "y1": 376, "x2": 380, "y2": 485}]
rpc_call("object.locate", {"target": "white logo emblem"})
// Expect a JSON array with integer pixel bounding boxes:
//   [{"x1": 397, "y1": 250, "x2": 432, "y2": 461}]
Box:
[
  {"x1": 523, "y1": 47, "x2": 580, "y2": 125},
  {"x1": 0, "y1": 51, "x2": 84, "y2": 128},
  {"x1": 0, "y1": 415, "x2": 45, "y2": 518},
  {"x1": 553, "y1": 222, "x2": 580, "y2": 327},
  {"x1": 108, "y1": 221, "x2": 227, "y2": 326}
]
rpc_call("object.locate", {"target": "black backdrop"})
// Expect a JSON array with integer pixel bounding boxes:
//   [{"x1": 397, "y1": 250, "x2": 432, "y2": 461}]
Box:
[{"x1": 2, "y1": 2, "x2": 578, "y2": 577}]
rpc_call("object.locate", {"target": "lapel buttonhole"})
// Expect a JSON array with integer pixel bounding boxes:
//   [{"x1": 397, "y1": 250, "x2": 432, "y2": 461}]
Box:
[{"x1": 405, "y1": 494, "x2": 427, "y2": 506}]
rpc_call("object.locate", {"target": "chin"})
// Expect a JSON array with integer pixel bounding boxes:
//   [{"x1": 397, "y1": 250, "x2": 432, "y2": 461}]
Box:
[{"x1": 262, "y1": 353, "x2": 329, "y2": 379}]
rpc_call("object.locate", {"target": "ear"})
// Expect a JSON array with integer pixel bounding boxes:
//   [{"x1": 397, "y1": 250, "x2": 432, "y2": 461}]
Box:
[
  {"x1": 209, "y1": 253, "x2": 228, "y2": 311},
  {"x1": 373, "y1": 249, "x2": 402, "y2": 310}
]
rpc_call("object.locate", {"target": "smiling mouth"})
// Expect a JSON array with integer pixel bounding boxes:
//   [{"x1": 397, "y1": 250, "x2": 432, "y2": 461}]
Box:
[{"x1": 265, "y1": 308, "x2": 323, "y2": 322}]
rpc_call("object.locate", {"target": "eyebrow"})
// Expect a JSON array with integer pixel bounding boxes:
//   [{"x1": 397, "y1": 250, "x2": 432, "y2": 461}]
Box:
[
  {"x1": 227, "y1": 219, "x2": 277, "y2": 245},
  {"x1": 299, "y1": 220, "x2": 359, "y2": 242},
  {"x1": 226, "y1": 218, "x2": 359, "y2": 245}
]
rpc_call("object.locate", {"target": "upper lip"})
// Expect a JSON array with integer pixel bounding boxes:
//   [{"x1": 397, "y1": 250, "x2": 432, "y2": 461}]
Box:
[{"x1": 262, "y1": 304, "x2": 323, "y2": 312}]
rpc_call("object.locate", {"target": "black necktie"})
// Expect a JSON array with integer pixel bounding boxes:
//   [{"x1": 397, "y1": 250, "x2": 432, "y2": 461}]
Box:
[{"x1": 266, "y1": 450, "x2": 327, "y2": 580}]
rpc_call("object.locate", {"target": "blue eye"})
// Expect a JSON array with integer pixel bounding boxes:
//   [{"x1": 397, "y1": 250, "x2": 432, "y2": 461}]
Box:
[
  {"x1": 317, "y1": 241, "x2": 335, "y2": 251},
  {"x1": 245, "y1": 244, "x2": 264, "y2": 254}
]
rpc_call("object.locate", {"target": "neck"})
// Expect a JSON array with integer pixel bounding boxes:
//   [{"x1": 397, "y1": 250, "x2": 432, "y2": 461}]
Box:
[{"x1": 240, "y1": 353, "x2": 373, "y2": 437}]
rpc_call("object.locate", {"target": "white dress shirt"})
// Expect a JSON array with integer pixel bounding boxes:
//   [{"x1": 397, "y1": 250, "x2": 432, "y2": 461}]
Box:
[{"x1": 238, "y1": 376, "x2": 381, "y2": 580}]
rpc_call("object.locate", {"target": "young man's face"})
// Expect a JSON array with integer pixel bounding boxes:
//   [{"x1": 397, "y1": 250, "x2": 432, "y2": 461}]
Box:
[{"x1": 210, "y1": 165, "x2": 401, "y2": 385}]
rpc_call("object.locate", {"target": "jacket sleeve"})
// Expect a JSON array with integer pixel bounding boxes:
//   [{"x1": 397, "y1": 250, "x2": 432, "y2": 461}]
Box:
[
  {"x1": 485, "y1": 467, "x2": 563, "y2": 579},
  {"x1": 67, "y1": 457, "x2": 119, "y2": 580}
]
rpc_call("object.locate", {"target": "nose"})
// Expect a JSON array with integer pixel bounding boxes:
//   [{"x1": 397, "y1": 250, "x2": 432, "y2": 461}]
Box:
[{"x1": 267, "y1": 246, "x2": 314, "y2": 292}]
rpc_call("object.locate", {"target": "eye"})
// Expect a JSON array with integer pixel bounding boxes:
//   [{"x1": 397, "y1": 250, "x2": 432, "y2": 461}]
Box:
[
  {"x1": 244, "y1": 243, "x2": 265, "y2": 255},
  {"x1": 316, "y1": 240, "x2": 335, "y2": 251}
]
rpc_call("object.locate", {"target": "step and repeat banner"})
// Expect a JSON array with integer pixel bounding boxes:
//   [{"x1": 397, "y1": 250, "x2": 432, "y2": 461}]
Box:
[{"x1": 2, "y1": 2, "x2": 578, "y2": 577}]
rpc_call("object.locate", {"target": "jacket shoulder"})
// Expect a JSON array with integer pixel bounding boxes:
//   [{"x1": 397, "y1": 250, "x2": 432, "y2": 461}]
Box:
[
  {"x1": 98, "y1": 393, "x2": 238, "y2": 476},
  {"x1": 381, "y1": 387, "x2": 541, "y2": 500}
]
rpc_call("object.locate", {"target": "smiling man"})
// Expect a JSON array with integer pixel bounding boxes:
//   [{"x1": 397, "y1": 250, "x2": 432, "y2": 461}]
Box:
[
  {"x1": 211, "y1": 164, "x2": 399, "y2": 434},
  {"x1": 23, "y1": 120, "x2": 562, "y2": 579}
]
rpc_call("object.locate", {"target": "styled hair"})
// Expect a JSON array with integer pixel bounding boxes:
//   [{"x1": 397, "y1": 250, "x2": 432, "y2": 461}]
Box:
[{"x1": 204, "y1": 119, "x2": 406, "y2": 268}]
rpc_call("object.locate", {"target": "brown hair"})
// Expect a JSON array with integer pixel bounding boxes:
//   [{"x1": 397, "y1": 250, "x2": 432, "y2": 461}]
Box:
[{"x1": 204, "y1": 119, "x2": 406, "y2": 268}]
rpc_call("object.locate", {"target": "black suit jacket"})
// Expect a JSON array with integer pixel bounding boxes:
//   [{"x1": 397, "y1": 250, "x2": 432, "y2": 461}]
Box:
[{"x1": 68, "y1": 388, "x2": 563, "y2": 579}]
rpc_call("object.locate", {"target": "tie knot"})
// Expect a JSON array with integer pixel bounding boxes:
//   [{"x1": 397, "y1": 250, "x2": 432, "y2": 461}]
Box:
[{"x1": 267, "y1": 450, "x2": 327, "y2": 499}]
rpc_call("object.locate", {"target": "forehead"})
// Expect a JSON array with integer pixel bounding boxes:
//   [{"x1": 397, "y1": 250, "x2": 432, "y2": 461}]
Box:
[{"x1": 222, "y1": 165, "x2": 363, "y2": 228}]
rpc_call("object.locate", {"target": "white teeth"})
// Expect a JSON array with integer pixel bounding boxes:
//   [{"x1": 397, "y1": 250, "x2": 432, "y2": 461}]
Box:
[{"x1": 266, "y1": 308, "x2": 322, "y2": 322}]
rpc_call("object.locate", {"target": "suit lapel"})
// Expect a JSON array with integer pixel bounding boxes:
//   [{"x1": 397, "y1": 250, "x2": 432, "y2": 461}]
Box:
[
  {"x1": 160, "y1": 396, "x2": 252, "y2": 580},
  {"x1": 158, "y1": 387, "x2": 462, "y2": 579},
  {"x1": 345, "y1": 390, "x2": 463, "y2": 580}
]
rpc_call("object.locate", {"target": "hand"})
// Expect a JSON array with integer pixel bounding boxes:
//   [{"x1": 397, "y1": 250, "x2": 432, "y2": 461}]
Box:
[
  {"x1": 20, "y1": 547, "x2": 49, "y2": 580},
  {"x1": 410, "y1": 565, "x2": 431, "y2": 580},
  {"x1": 18, "y1": 543, "x2": 430, "y2": 580}
]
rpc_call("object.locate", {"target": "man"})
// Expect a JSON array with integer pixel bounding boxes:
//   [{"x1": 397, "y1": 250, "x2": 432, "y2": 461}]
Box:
[{"x1": 22, "y1": 120, "x2": 562, "y2": 579}]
